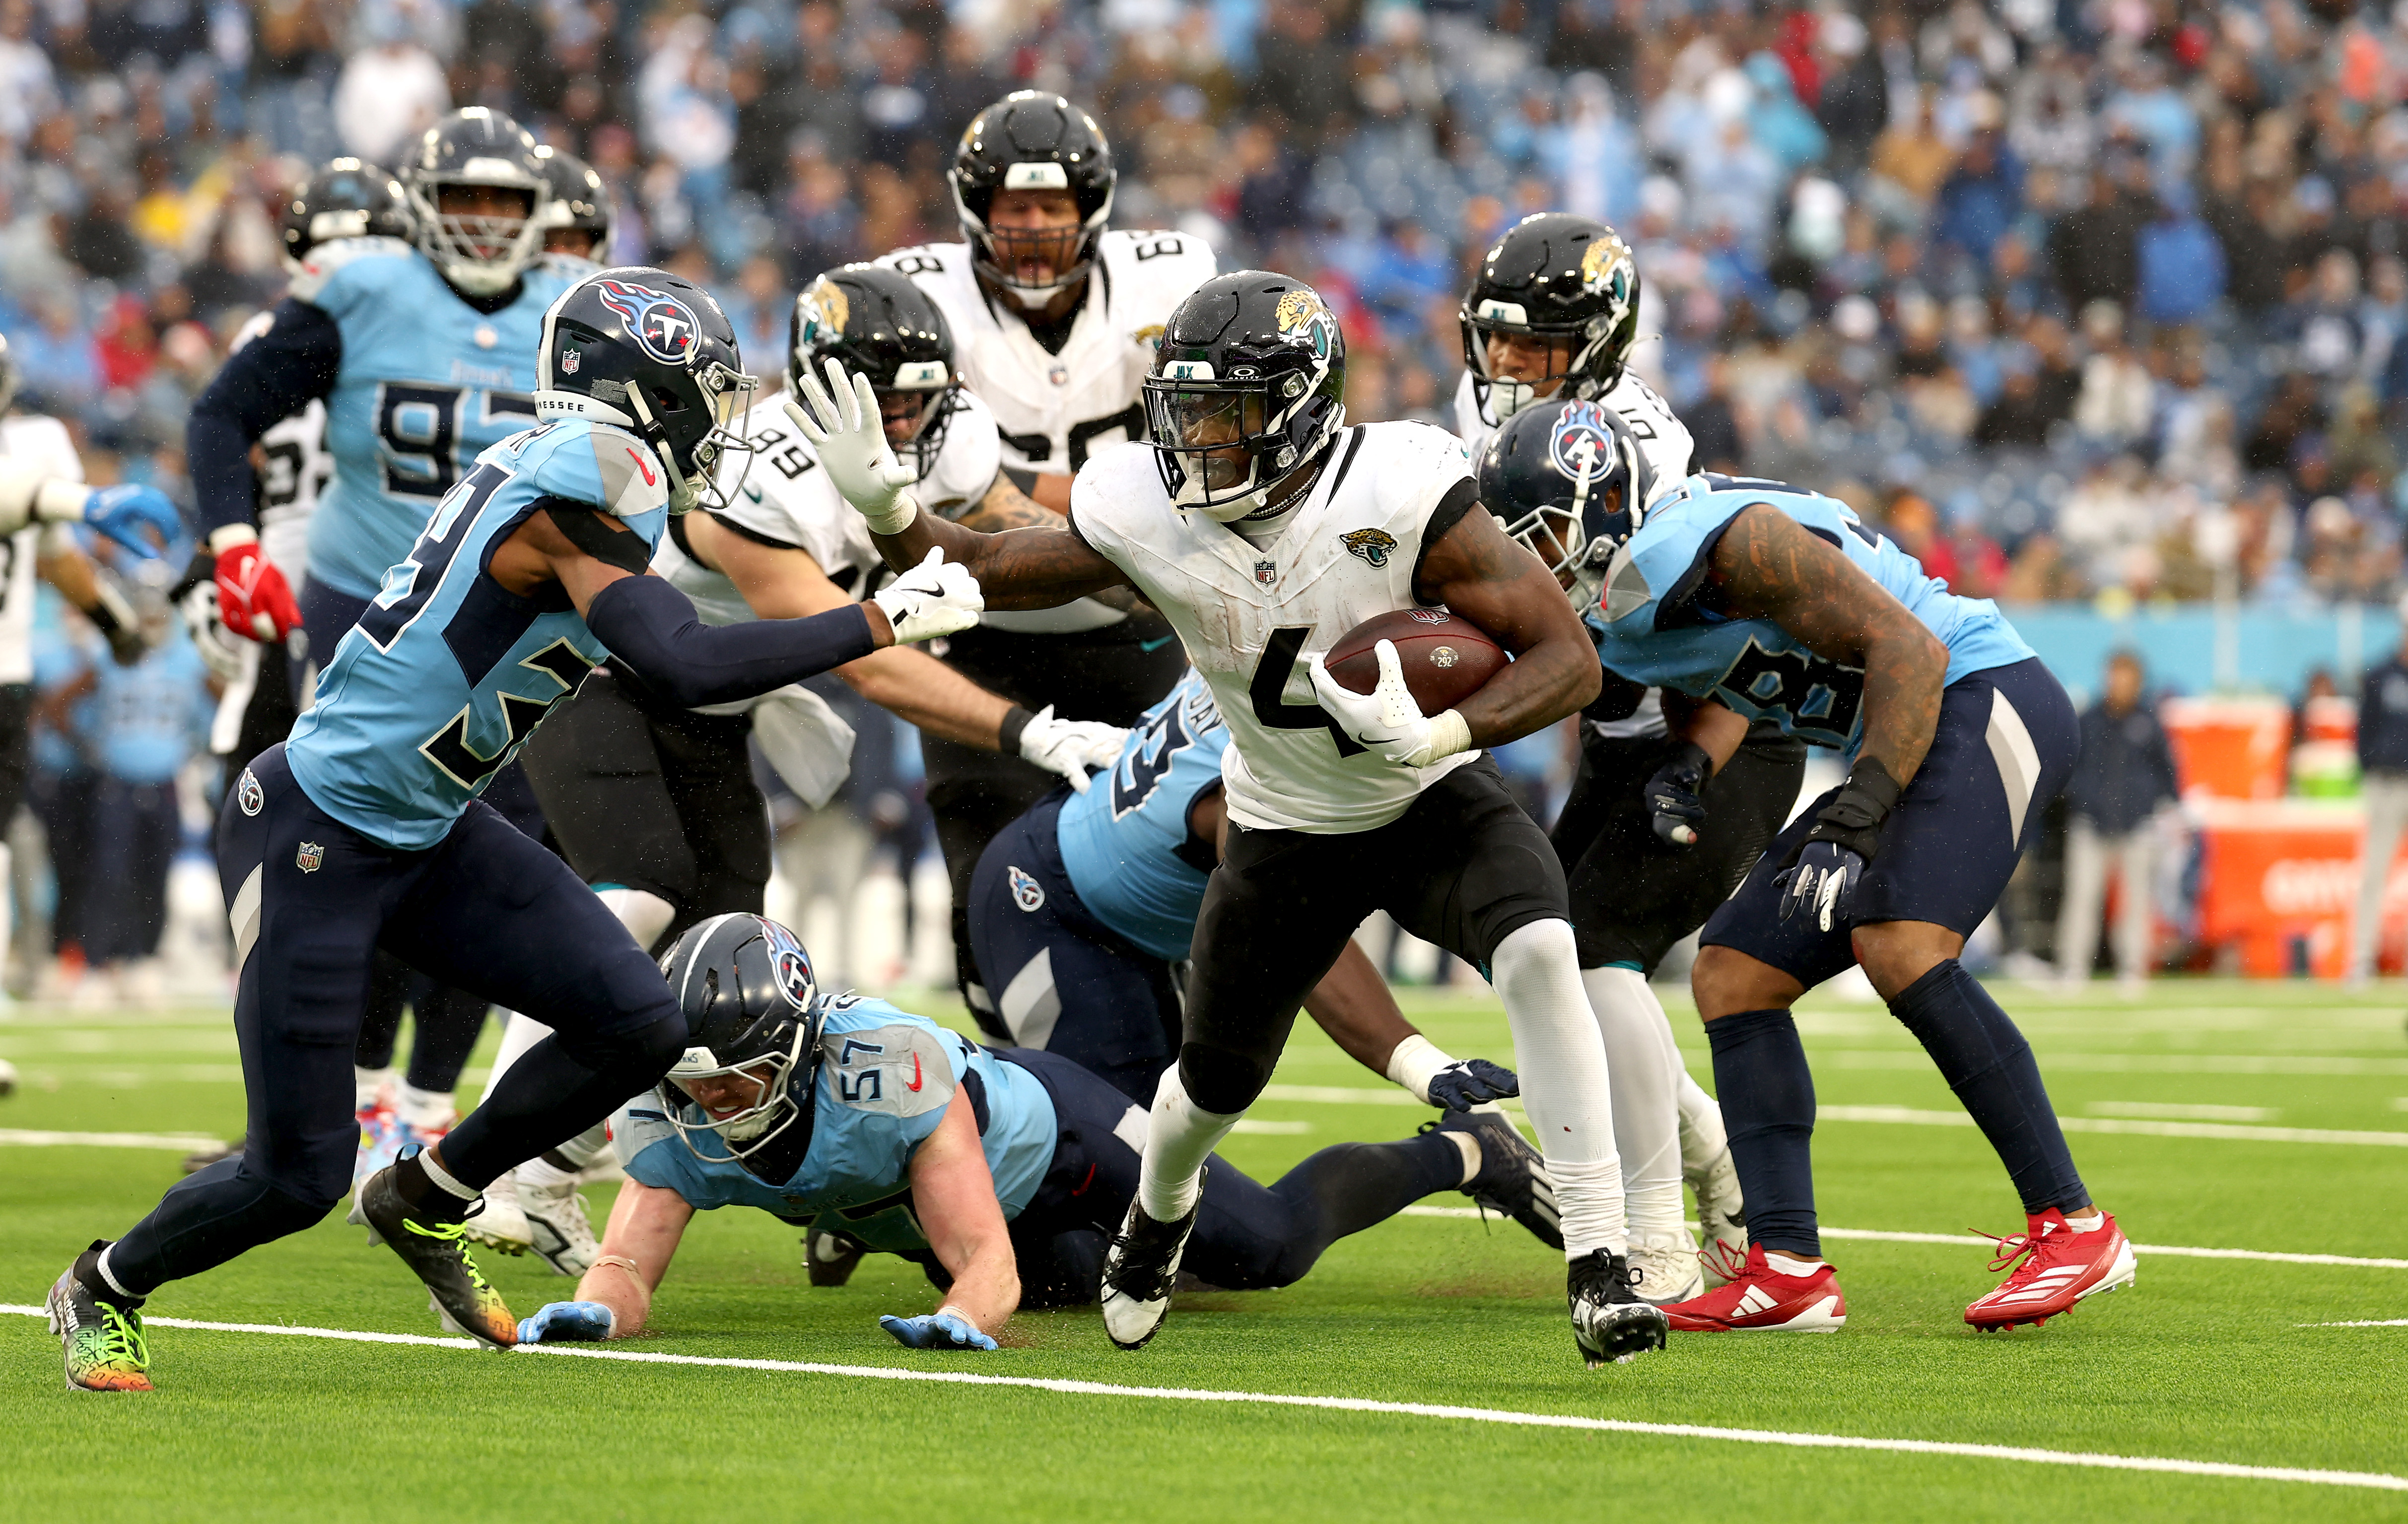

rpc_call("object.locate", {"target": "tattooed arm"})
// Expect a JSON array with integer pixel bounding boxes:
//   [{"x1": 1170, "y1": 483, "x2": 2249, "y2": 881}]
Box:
[
  {"x1": 1705, "y1": 503, "x2": 1947, "y2": 787},
  {"x1": 1414, "y1": 501, "x2": 1602, "y2": 745},
  {"x1": 871, "y1": 498, "x2": 1131, "y2": 612},
  {"x1": 952, "y1": 476, "x2": 1142, "y2": 610}
]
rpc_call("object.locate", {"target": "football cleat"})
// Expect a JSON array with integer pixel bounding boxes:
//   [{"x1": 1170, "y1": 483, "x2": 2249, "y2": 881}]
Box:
[
  {"x1": 1689, "y1": 1146, "x2": 1747, "y2": 1285},
  {"x1": 1567, "y1": 1249, "x2": 1671, "y2": 1366},
  {"x1": 47, "y1": 1247, "x2": 150, "y2": 1391},
  {"x1": 350, "y1": 1164, "x2": 517, "y2": 1347},
  {"x1": 1660, "y1": 1243, "x2": 1847, "y2": 1332},
  {"x1": 806, "y1": 1225, "x2": 869, "y2": 1287},
  {"x1": 1627, "y1": 1227, "x2": 1704, "y2": 1306},
  {"x1": 349, "y1": 1097, "x2": 397, "y2": 1197},
  {"x1": 520, "y1": 1175, "x2": 598, "y2": 1277},
  {"x1": 1430, "y1": 1110, "x2": 1561, "y2": 1250},
  {"x1": 462, "y1": 1170, "x2": 534, "y2": 1257},
  {"x1": 1100, "y1": 1184, "x2": 1203, "y2": 1350},
  {"x1": 1964, "y1": 1209, "x2": 2136, "y2": 1331}
]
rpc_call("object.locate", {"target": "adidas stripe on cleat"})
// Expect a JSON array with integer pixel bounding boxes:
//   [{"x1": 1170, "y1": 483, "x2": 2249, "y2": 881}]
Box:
[
  {"x1": 1430, "y1": 1109, "x2": 1561, "y2": 1250},
  {"x1": 1567, "y1": 1249, "x2": 1671, "y2": 1366},
  {"x1": 1660, "y1": 1242, "x2": 1847, "y2": 1332},
  {"x1": 1965, "y1": 1208, "x2": 2137, "y2": 1331}
]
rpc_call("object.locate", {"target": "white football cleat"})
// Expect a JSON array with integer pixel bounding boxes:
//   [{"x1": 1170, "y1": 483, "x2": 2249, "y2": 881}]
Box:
[
  {"x1": 521, "y1": 1176, "x2": 598, "y2": 1277},
  {"x1": 462, "y1": 1171, "x2": 533, "y2": 1257},
  {"x1": 1100, "y1": 1190, "x2": 1201, "y2": 1350},
  {"x1": 1689, "y1": 1146, "x2": 1747, "y2": 1285},
  {"x1": 1627, "y1": 1227, "x2": 1704, "y2": 1306}
]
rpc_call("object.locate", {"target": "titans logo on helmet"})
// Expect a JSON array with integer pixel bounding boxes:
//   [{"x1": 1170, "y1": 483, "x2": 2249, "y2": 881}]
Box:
[
  {"x1": 1548, "y1": 400, "x2": 1614, "y2": 480},
  {"x1": 773, "y1": 947, "x2": 814, "y2": 1008},
  {"x1": 595, "y1": 278, "x2": 700, "y2": 366}
]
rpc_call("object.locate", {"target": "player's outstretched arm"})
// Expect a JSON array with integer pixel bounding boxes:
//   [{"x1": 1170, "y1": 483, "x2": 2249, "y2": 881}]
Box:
[
  {"x1": 787, "y1": 359, "x2": 1128, "y2": 611},
  {"x1": 521, "y1": 1179, "x2": 695, "y2": 1342},
  {"x1": 893, "y1": 1087, "x2": 1015, "y2": 1349},
  {"x1": 1706, "y1": 503, "x2": 1948, "y2": 788},
  {"x1": 1413, "y1": 501, "x2": 1604, "y2": 746}
]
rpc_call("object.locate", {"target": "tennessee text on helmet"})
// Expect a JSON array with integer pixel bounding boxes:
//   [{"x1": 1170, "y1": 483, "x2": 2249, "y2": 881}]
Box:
[
  {"x1": 791, "y1": 264, "x2": 961, "y2": 485},
  {"x1": 1477, "y1": 397, "x2": 1653, "y2": 613},
  {"x1": 1460, "y1": 212, "x2": 1642, "y2": 421},
  {"x1": 536, "y1": 266, "x2": 760, "y2": 513},
  {"x1": 950, "y1": 91, "x2": 1116, "y2": 310},
  {"x1": 400, "y1": 107, "x2": 553, "y2": 297},
  {"x1": 1142, "y1": 271, "x2": 1348, "y2": 522},
  {"x1": 656, "y1": 914, "x2": 826, "y2": 1170},
  {"x1": 281, "y1": 157, "x2": 413, "y2": 269},
  {"x1": 532, "y1": 144, "x2": 612, "y2": 263}
]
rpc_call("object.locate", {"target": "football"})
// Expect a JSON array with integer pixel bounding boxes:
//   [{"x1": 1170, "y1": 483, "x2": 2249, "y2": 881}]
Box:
[{"x1": 1322, "y1": 608, "x2": 1508, "y2": 714}]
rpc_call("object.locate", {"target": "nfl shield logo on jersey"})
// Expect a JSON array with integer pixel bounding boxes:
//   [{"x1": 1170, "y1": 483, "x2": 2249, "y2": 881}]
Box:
[
  {"x1": 237, "y1": 768, "x2": 264, "y2": 817},
  {"x1": 1254, "y1": 559, "x2": 1276, "y2": 585},
  {"x1": 1009, "y1": 866, "x2": 1045, "y2": 912},
  {"x1": 295, "y1": 842, "x2": 323, "y2": 873}
]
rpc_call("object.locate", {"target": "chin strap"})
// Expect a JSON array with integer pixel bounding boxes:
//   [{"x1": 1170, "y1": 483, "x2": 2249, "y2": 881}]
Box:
[{"x1": 621, "y1": 384, "x2": 694, "y2": 512}]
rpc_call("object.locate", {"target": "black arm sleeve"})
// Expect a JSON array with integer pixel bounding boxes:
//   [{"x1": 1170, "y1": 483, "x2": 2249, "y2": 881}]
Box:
[
  {"x1": 585, "y1": 572, "x2": 880, "y2": 709},
  {"x1": 187, "y1": 300, "x2": 343, "y2": 540}
]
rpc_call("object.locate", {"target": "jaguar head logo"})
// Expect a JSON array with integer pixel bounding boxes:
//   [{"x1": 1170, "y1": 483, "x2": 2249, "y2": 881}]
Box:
[
  {"x1": 796, "y1": 276, "x2": 849, "y2": 348},
  {"x1": 1341, "y1": 528, "x2": 1397, "y2": 568}
]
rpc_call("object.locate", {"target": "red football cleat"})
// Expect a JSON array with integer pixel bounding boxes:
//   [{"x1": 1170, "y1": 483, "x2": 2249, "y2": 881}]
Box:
[
  {"x1": 1964, "y1": 1208, "x2": 2137, "y2": 1331},
  {"x1": 1659, "y1": 1242, "x2": 1847, "y2": 1332}
]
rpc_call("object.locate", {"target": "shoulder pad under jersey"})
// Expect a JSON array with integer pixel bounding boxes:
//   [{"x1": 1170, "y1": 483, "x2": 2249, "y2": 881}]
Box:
[
  {"x1": 819, "y1": 1012, "x2": 956, "y2": 1121},
  {"x1": 285, "y1": 236, "x2": 420, "y2": 310}
]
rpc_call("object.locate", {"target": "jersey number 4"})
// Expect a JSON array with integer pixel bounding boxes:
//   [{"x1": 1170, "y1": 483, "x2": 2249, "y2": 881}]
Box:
[{"x1": 1250, "y1": 627, "x2": 1366, "y2": 758}]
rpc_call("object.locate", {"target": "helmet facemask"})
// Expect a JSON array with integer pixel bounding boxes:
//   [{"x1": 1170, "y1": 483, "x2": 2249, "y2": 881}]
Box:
[
  {"x1": 660, "y1": 1028, "x2": 811, "y2": 1162},
  {"x1": 410, "y1": 173, "x2": 549, "y2": 296},
  {"x1": 1461, "y1": 301, "x2": 1620, "y2": 420},
  {"x1": 1145, "y1": 366, "x2": 1339, "y2": 522},
  {"x1": 625, "y1": 359, "x2": 760, "y2": 515},
  {"x1": 955, "y1": 166, "x2": 1113, "y2": 310}
]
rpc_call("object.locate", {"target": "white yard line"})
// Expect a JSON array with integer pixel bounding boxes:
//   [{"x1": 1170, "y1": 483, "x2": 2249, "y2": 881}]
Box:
[
  {"x1": 0, "y1": 1305, "x2": 2396, "y2": 1494},
  {"x1": 2296, "y1": 1320, "x2": 2408, "y2": 1328},
  {"x1": 0, "y1": 1127, "x2": 228, "y2": 1150}
]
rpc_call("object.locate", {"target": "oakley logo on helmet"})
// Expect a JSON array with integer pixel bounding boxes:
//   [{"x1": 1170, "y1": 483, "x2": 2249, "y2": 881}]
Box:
[
  {"x1": 595, "y1": 278, "x2": 699, "y2": 366},
  {"x1": 1548, "y1": 400, "x2": 1616, "y2": 481},
  {"x1": 773, "y1": 947, "x2": 814, "y2": 1008}
]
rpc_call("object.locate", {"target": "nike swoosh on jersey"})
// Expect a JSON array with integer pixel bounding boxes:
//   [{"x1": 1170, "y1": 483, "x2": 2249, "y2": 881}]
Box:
[
  {"x1": 1140, "y1": 636, "x2": 1174, "y2": 653},
  {"x1": 904, "y1": 1054, "x2": 924, "y2": 1092},
  {"x1": 626, "y1": 448, "x2": 657, "y2": 486}
]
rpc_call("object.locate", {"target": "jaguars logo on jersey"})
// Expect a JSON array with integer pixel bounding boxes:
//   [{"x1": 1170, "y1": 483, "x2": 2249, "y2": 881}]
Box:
[{"x1": 1341, "y1": 528, "x2": 1397, "y2": 568}]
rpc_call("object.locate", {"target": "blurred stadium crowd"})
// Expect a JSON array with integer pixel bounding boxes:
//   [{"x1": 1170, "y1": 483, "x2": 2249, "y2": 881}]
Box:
[{"x1": 6, "y1": 0, "x2": 2408, "y2": 997}]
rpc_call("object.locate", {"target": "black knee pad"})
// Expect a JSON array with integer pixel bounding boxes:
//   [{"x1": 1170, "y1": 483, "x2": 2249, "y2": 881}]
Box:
[{"x1": 1177, "y1": 1042, "x2": 1268, "y2": 1116}]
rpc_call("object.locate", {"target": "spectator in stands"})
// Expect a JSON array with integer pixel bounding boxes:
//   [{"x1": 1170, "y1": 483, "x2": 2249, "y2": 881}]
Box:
[
  {"x1": 2058, "y1": 650, "x2": 2180, "y2": 994},
  {"x1": 2349, "y1": 596, "x2": 2408, "y2": 984}
]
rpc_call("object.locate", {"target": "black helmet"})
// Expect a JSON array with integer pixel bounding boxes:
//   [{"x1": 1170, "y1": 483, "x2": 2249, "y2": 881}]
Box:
[
  {"x1": 532, "y1": 144, "x2": 611, "y2": 265},
  {"x1": 1476, "y1": 397, "x2": 1654, "y2": 613},
  {"x1": 537, "y1": 266, "x2": 760, "y2": 513},
  {"x1": 1461, "y1": 213, "x2": 1642, "y2": 421},
  {"x1": 656, "y1": 914, "x2": 824, "y2": 1170},
  {"x1": 1143, "y1": 271, "x2": 1347, "y2": 521},
  {"x1": 399, "y1": 107, "x2": 551, "y2": 296},
  {"x1": 280, "y1": 157, "x2": 413, "y2": 268},
  {"x1": 791, "y1": 264, "x2": 960, "y2": 483},
  {"x1": 950, "y1": 91, "x2": 1115, "y2": 310}
]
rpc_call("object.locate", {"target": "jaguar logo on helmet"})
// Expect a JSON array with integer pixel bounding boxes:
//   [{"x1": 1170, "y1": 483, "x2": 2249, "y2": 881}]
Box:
[
  {"x1": 1275, "y1": 289, "x2": 1335, "y2": 359},
  {"x1": 797, "y1": 276, "x2": 848, "y2": 346},
  {"x1": 1548, "y1": 400, "x2": 1617, "y2": 481},
  {"x1": 773, "y1": 946, "x2": 814, "y2": 1009},
  {"x1": 595, "y1": 278, "x2": 699, "y2": 366},
  {"x1": 1580, "y1": 232, "x2": 1632, "y2": 298}
]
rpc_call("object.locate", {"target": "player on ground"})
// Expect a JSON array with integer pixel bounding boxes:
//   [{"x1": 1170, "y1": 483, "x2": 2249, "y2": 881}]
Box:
[
  {"x1": 487, "y1": 265, "x2": 1120, "y2": 1273},
  {"x1": 1496, "y1": 404, "x2": 2131, "y2": 1332},
  {"x1": 793, "y1": 270, "x2": 1669, "y2": 1367},
  {"x1": 43, "y1": 267, "x2": 985, "y2": 1391},
  {"x1": 880, "y1": 92, "x2": 1214, "y2": 1023},
  {"x1": 510, "y1": 914, "x2": 1555, "y2": 1349}
]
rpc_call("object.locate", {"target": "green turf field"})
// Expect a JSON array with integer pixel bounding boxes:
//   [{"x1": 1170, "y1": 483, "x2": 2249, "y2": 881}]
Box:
[{"x1": 3, "y1": 977, "x2": 2406, "y2": 1521}]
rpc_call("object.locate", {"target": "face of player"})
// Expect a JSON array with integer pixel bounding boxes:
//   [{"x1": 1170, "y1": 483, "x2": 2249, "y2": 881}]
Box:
[
  {"x1": 986, "y1": 187, "x2": 1084, "y2": 288},
  {"x1": 1520, "y1": 485, "x2": 1622, "y2": 591},
  {"x1": 438, "y1": 183, "x2": 536, "y2": 260},
  {"x1": 1485, "y1": 331, "x2": 1579, "y2": 396},
  {"x1": 1164, "y1": 390, "x2": 1269, "y2": 493},
  {"x1": 673, "y1": 1064, "x2": 772, "y2": 1120},
  {"x1": 877, "y1": 387, "x2": 938, "y2": 450},
  {"x1": 543, "y1": 226, "x2": 602, "y2": 260}
]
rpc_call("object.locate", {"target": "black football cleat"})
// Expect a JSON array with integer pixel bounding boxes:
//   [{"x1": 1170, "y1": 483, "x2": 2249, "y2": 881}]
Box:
[
  {"x1": 805, "y1": 1225, "x2": 869, "y2": 1287},
  {"x1": 1429, "y1": 1110, "x2": 1562, "y2": 1250},
  {"x1": 1100, "y1": 1179, "x2": 1203, "y2": 1351},
  {"x1": 48, "y1": 1245, "x2": 150, "y2": 1391},
  {"x1": 1569, "y1": 1248, "x2": 1672, "y2": 1367},
  {"x1": 350, "y1": 1165, "x2": 517, "y2": 1347}
]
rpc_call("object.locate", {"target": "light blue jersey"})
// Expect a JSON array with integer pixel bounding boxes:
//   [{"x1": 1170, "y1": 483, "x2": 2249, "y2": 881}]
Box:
[
  {"x1": 611, "y1": 996, "x2": 1058, "y2": 1254},
  {"x1": 1586, "y1": 473, "x2": 2035, "y2": 751},
  {"x1": 1055, "y1": 670, "x2": 1230, "y2": 962},
  {"x1": 284, "y1": 416, "x2": 672, "y2": 850},
  {"x1": 291, "y1": 238, "x2": 576, "y2": 600}
]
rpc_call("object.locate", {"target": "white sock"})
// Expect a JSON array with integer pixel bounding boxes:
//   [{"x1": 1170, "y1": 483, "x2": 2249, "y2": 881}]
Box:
[
  {"x1": 1382, "y1": 1032, "x2": 1456, "y2": 1104},
  {"x1": 2064, "y1": 1210, "x2": 2103, "y2": 1231},
  {"x1": 95, "y1": 1243, "x2": 137, "y2": 1299},
  {"x1": 1444, "y1": 1127, "x2": 1481, "y2": 1184},
  {"x1": 1134, "y1": 1064, "x2": 1240, "y2": 1223},
  {"x1": 354, "y1": 1065, "x2": 395, "y2": 1112},
  {"x1": 395, "y1": 1080, "x2": 451, "y2": 1131},
  {"x1": 1582, "y1": 966, "x2": 1685, "y2": 1242},
  {"x1": 518, "y1": 1152, "x2": 578, "y2": 1190},
  {"x1": 1764, "y1": 1250, "x2": 1820, "y2": 1277},
  {"x1": 477, "y1": 1011, "x2": 553, "y2": 1106},
  {"x1": 553, "y1": 1121, "x2": 610, "y2": 1171},
  {"x1": 1675, "y1": 1069, "x2": 1727, "y2": 1179},
  {"x1": 596, "y1": 886, "x2": 677, "y2": 953},
  {"x1": 414, "y1": 1145, "x2": 479, "y2": 1201},
  {"x1": 1492, "y1": 920, "x2": 1625, "y2": 1259}
]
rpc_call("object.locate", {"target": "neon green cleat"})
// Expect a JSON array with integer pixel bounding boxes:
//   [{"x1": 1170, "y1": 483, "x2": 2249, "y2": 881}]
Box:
[
  {"x1": 48, "y1": 1247, "x2": 151, "y2": 1391},
  {"x1": 351, "y1": 1165, "x2": 518, "y2": 1347}
]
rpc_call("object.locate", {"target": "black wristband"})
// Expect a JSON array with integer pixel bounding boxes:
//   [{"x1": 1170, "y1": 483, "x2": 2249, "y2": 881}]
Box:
[
  {"x1": 1661, "y1": 739, "x2": 1714, "y2": 782},
  {"x1": 1843, "y1": 757, "x2": 1903, "y2": 815},
  {"x1": 998, "y1": 705, "x2": 1035, "y2": 755}
]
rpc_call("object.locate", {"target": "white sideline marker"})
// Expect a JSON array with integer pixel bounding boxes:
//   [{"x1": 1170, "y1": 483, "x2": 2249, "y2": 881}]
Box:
[
  {"x1": 2296, "y1": 1319, "x2": 2408, "y2": 1328},
  {"x1": 0, "y1": 1306, "x2": 2400, "y2": 1494},
  {"x1": 0, "y1": 1128, "x2": 229, "y2": 1151}
]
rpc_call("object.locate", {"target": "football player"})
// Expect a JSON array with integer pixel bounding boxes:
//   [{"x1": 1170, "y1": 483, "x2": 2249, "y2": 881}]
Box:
[
  {"x1": 44, "y1": 267, "x2": 985, "y2": 1391},
  {"x1": 1488, "y1": 404, "x2": 2132, "y2": 1334},
  {"x1": 511, "y1": 914, "x2": 1555, "y2": 1349},
  {"x1": 793, "y1": 269, "x2": 1671, "y2": 1368},
  {"x1": 533, "y1": 144, "x2": 611, "y2": 270},
  {"x1": 487, "y1": 265, "x2": 1122, "y2": 1273},
  {"x1": 879, "y1": 92, "x2": 1216, "y2": 1026}
]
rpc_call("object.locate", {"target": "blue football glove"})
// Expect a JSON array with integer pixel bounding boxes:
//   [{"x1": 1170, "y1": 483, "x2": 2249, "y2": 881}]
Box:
[
  {"x1": 1644, "y1": 741, "x2": 1712, "y2": 847},
  {"x1": 879, "y1": 1310, "x2": 997, "y2": 1351},
  {"x1": 1426, "y1": 1057, "x2": 1520, "y2": 1111},
  {"x1": 79, "y1": 484, "x2": 183, "y2": 559},
  {"x1": 1775, "y1": 840, "x2": 1863, "y2": 932},
  {"x1": 516, "y1": 1300, "x2": 616, "y2": 1345}
]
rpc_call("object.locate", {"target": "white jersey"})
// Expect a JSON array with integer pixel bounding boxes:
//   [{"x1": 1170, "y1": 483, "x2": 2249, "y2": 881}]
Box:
[
  {"x1": 1454, "y1": 369, "x2": 1694, "y2": 742},
  {"x1": 880, "y1": 229, "x2": 1217, "y2": 480},
  {"x1": 658, "y1": 387, "x2": 1002, "y2": 626},
  {"x1": 1071, "y1": 422, "x2": 1484, "y2": 834},
  {"x1": 255, "y1": 400, "x2": 329, "y2": 580},
  {"x1": 0, "y1": 413, "x2": 80, "y2": 686}
]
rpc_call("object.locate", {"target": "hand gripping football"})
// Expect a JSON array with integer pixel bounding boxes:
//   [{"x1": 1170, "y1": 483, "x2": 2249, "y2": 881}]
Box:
[{"x1": 1322, "y1": 608, "x2": 1507, "y2": 715}]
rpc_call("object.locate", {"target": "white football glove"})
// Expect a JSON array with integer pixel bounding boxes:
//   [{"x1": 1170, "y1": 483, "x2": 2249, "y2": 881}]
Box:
[
  {"x1": 181, "y1": 578, "x2": 247, "y2": 682},
  {"x1": 785, "y1": 356, "x2": 920, "y2": 535},
  {"x1": 871, "y1": 547, "x2": 983, "y2": 645},
  {"x1": 1018, "y1": 706, "x2": 1128, "y2": 794},
  {"x1": 1307, "y1": 640, "x2": 1473, "y2": 768}
]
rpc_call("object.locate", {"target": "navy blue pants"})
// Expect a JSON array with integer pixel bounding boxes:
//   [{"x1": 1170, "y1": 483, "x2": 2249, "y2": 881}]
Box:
[
  {"x1": 102, "y1": 744, "x2": 683, "y2": 1295},
  {"x1": 85, "y1": 777, "x2": 180, "y2": 964},
  {"x1": 1702, "y1": 659, "x2": 2079, "y2": 984},
  {"x1": 965, "y1": 792, "x2": 1185, "y2": 1105}
]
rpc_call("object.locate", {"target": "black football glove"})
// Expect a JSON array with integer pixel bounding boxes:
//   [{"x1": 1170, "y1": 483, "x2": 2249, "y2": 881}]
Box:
[
  {"x1": 1426, "y1": 1057, "x2": 1520, "y2": 1111},
  {"x1": 1773, "y1": 759, "x2": 1903, "y2": 932},
  {"x1": 1644, "y1": 740, "x2": 1713, "y2": 847}
]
